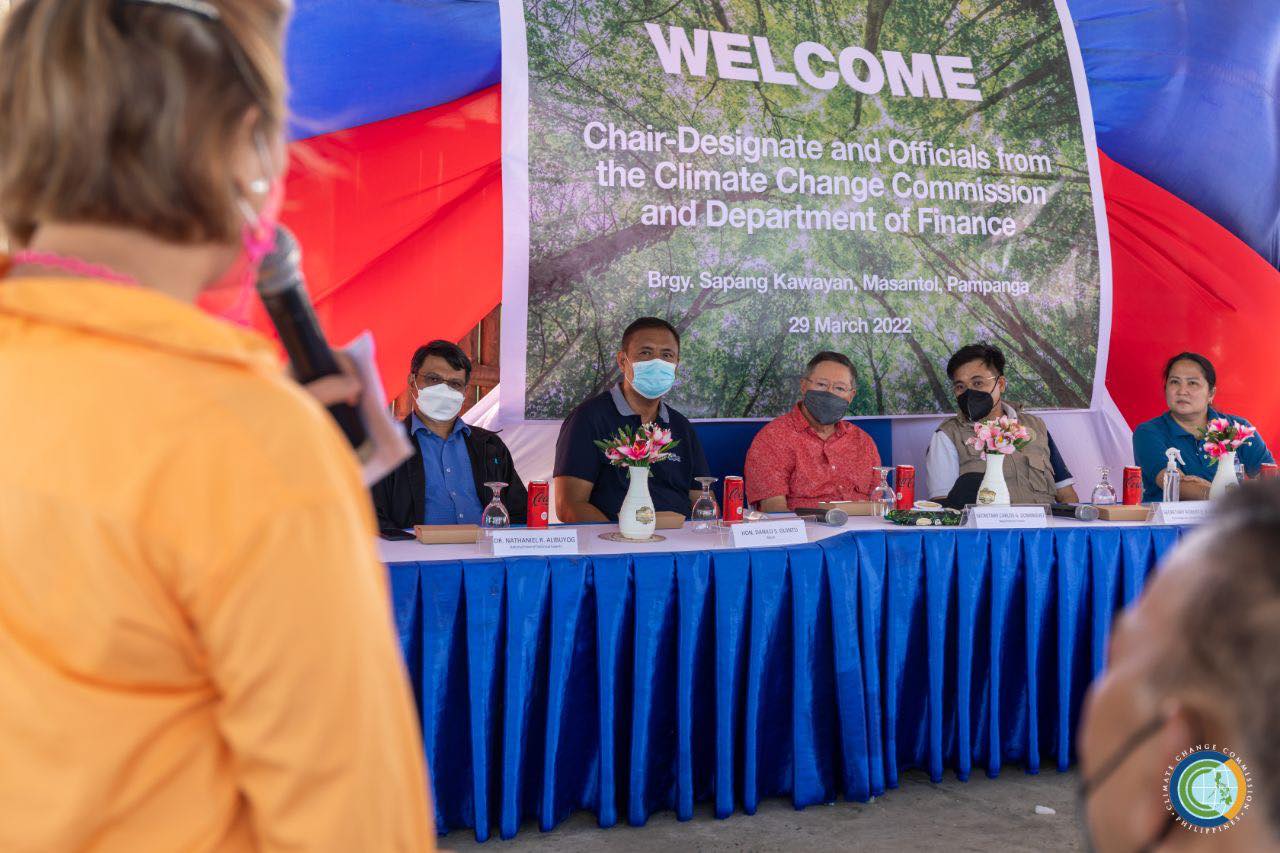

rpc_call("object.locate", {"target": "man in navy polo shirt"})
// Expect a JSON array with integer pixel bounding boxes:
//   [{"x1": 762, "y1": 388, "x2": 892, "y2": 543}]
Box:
[{"x1": 554, "y1": 317, "x2": 709, "y2": 522}]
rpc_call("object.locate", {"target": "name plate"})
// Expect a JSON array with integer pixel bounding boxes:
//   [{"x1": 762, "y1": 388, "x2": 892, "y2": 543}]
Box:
[
  {"x1": 968, "y1": 506, "x2": 1048, "y2": 529},
  {"x1": 1150, "y1": 501, "x2": 1212, "y2": 526},
  {"x1": 491, "y1": 528, "x2": 580, "y2": 556},
  {"x1": 730, "y1": 518, "x2": 809, "y2": 548}
]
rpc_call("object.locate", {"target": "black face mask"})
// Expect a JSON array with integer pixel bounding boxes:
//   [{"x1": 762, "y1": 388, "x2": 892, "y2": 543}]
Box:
[
  {"x1": 957, "y1": 388, "x2": 995, "y2": 421},
  {"x1": 803, "y1": 389, "x2": 849, "y2": 425},
  {"x1": 1076, "y1": 715, "x2": 1176, "y2": 853}
]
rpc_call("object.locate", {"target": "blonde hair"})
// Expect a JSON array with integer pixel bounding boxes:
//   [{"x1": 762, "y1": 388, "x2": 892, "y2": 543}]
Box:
[{"x1": 0, "y1": 0, "x2": 289, "y2": 246}]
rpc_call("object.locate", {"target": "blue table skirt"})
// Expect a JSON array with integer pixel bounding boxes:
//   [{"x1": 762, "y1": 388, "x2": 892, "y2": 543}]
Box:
[{"x1": 388, "y1": 526, "x2": 1182, "y2": 841}]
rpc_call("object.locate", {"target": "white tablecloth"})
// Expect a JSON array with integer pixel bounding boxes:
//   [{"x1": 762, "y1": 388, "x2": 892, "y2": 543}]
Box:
[{"x1": 377, "y1": 513, "x2": 1157, "y2": 564}]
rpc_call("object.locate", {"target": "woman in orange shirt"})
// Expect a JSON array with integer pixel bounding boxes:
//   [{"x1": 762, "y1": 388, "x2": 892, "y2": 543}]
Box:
[{"x1": 0, "y1": 1, "x2": 434, "y2": 850}]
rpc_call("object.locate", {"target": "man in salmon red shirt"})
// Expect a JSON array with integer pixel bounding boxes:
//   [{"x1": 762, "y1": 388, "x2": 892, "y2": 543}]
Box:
[{"x1": 745, "y1": 351, "x2": 882, "y2": 510}]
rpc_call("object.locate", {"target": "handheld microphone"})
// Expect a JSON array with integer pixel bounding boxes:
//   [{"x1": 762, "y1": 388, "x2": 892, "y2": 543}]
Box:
[
  {"x1": 256, "y1": 226, "x2": 368, "y2": 451},
  {"x1": 794, "y1": 506, "x2": 850, "y2": 527},
  {"x1": 1050, "y1": 503, "x2": 1100, "y2": 522}
]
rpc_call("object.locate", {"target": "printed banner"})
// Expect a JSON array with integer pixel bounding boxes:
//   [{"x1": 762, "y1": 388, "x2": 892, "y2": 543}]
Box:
[{"x1": 500, "y1": 0, "x2": 1110, "y2": 420}]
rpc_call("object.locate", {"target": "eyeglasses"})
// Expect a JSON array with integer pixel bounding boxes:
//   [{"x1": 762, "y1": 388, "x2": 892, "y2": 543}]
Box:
[
  {"x1": 952, "y1": 374, "x2": 1000, "y2": 394},
  {"x1": 806, "y1": 378, "x2": 853, "y2": 395},
  {"x1": 415, "y1": 372, "x2": 465, "y2": 393}
]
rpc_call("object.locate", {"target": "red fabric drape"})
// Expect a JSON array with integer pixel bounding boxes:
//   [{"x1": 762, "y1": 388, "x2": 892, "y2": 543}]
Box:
[
  {"x1": 1102, "y1": 151, "x2": 1280, "y2": 441},
  {"x1": 278, "y1": 85, "x2": 502, "y2": 393}
]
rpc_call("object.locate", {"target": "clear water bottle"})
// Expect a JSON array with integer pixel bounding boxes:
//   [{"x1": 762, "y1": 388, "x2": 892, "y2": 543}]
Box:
[{"x1": 1162, "y1": 448, "x2": 1184, "y2": 503}]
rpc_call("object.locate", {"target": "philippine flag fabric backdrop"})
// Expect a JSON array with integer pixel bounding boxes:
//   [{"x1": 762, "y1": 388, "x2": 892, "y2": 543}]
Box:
[
  {"x1": 277, "y1": 0, "x2": 1280, "y2": 460},
  {"x1": 499, "y1": 0, "x2": 1113, "y2": 424}
]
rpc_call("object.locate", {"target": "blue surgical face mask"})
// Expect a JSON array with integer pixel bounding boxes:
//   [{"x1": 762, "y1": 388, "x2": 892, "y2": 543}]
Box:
[{"x1": 629, "y1": 358, "x2": 676, "y2": 399}]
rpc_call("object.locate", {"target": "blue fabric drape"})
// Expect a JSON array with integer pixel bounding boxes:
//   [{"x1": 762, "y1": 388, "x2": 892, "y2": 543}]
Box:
[{"x1": 388, "y1": 526, "x2": 1182, "y2": 842}]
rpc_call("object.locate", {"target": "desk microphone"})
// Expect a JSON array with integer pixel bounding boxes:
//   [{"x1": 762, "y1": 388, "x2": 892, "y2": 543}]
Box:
[
  {"x1": 1050, "y1": 503, "x2": 1100, "y2": 521},
  {"x1": 794, "y1": 506, "x2": 850, "y2": 526},
  {"x1": 256, "y1": 225, "x2": 368, "y2": 451}
]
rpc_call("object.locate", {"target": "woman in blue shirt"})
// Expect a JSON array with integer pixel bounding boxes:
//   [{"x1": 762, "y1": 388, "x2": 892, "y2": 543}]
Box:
[{"x1": 1132, "y1": 352, "x2": 1274, "y2": 501}]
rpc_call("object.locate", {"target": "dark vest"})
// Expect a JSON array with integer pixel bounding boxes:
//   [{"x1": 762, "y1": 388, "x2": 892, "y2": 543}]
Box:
[{"x1": 938, "y1": 404, "x2": 1057, "y2": 505}]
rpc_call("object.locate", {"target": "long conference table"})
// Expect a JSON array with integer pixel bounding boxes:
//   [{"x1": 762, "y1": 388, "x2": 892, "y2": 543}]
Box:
[{"x1": 378, "y1": 516, "x2": 1185, "y2": 842}]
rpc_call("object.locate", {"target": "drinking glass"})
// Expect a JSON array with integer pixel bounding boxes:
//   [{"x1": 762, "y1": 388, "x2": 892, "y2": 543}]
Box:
[
  {"x1": 1090, "y1": 466, "x2": 1118, "y2": 505},
  {"x1": 691, "y1": 476, "x2": 719, "y2": 532},
  {"x1": 870, "y1": 466, "x2": 895, "y2": 517},
  {"x1": 481, "y1": 481, "x2": 510, "y2": 535}
]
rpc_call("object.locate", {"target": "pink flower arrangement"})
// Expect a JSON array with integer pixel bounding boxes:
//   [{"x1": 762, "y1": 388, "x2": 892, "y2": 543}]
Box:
[
  {"x1": 595, "y1": 423, "x2": 679, "y2": 468},
  {"x1": 1200, "y1": 418, "x2": 1256, "y2": 463},
  {"x1": 966, "y1": 415, "x2": 1032, "y2": 456}
]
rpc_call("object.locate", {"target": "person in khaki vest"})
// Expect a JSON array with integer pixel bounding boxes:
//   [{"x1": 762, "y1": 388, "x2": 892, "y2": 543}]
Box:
[{"x1": 925, "y1": 344, "x2": 1079, "y2": 505}]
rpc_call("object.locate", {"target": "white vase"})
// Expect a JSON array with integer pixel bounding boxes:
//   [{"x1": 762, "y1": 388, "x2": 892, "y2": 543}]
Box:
[
  {"x1": 1209, "y1": 450, "x2": 1239, "y2": 500},
  {"x1": 977, "y1": 453, "x2": 1011, "y2": 506},
  {"x1": 618, "y1": 466, "x2": 657, "y2": 540}
]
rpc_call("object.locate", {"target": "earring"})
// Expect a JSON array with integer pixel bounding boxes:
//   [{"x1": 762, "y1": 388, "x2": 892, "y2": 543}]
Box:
[{"x1": 250, "y1": 132, "x2": 279, "y2": 196}]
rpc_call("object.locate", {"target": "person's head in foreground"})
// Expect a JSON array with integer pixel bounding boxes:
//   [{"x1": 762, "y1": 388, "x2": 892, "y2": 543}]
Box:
[
  {"x1": 947, "y1": 342, "x2": 1007, "y2": 421},
  {"x1": 617, "y1": 315, "x2": 680, "y2": 402},
  {"x1": 0, "y1": 0, "x2": 289, "y2": 313},
  {"x1": 800, "y1": 350, "x2": 856, "y2": 427},
  {"x1": 1079, "y1": 480, "x2": 1280, "y2": 852},
  {"x1": 409, "y1": 339, "x2": 471, "y2": 426}
]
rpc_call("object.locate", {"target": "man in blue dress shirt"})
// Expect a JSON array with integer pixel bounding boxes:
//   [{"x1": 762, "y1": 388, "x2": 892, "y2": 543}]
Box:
[{"x1": 371, "y1": 340, "x2": 527, "y2": 528}]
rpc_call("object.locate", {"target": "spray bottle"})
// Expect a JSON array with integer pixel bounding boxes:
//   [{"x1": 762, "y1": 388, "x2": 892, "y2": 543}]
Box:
[{"x1": 1162, "y1": 448, "x2": 1185, "y2": 503}]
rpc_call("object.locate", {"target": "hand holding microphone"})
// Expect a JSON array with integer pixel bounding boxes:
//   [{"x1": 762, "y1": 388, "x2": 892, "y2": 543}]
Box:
[
  {"x1": 256, "y1": 225, "x2": 369, "y2": 453},
  {"x1": 299, "y1": 355, "x2": 361, "y2": 407}
]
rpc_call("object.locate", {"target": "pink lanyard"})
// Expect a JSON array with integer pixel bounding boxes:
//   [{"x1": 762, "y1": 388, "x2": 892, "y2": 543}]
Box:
[{"x1": 9, "y1": 250, "x2": 140, "y2": 287}]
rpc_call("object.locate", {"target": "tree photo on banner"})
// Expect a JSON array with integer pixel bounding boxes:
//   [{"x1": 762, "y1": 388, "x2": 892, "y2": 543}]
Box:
[{"x1": 501, "y1": 0, "x2": 1107, "y2": 421}]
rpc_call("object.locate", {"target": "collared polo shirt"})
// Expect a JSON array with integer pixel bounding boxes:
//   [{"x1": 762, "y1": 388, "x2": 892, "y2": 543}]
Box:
[
  {"x1": 554, "y1": 384, "x2": 709, "y2": 520},
  {"x1": 744, "y1": 403, "x2": 882, "y2": 508},
  {"x1": 411, "y1": 413, "x2": 485, "y2": 525},
  {"x1": 1132, "y1": 408, "x2": 1273, "y2": 501}
]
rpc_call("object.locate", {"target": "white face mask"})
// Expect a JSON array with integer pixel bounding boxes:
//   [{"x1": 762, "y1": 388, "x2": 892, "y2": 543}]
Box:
[{"x1": 416, "y1": 382, "x2": 464, "y2": 422}]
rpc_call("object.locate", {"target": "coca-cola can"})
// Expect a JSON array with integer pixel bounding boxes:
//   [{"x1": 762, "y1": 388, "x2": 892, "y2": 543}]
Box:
[
  {"x1": 1122, "y1": 466, "x2": 1143, "y2": 505},
  {"x1": 894, "y1": 464, "x2": 915, "y2": 511},
  {"x1": 527, "y1": 480, "x2": 549, "y2": 528},
  {"x1": 723, "y1": 475, "x2": 745, "y2": 522},
  {"x1": 1260, "y1": 463, "x2": 1279, "y2": 479}
]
